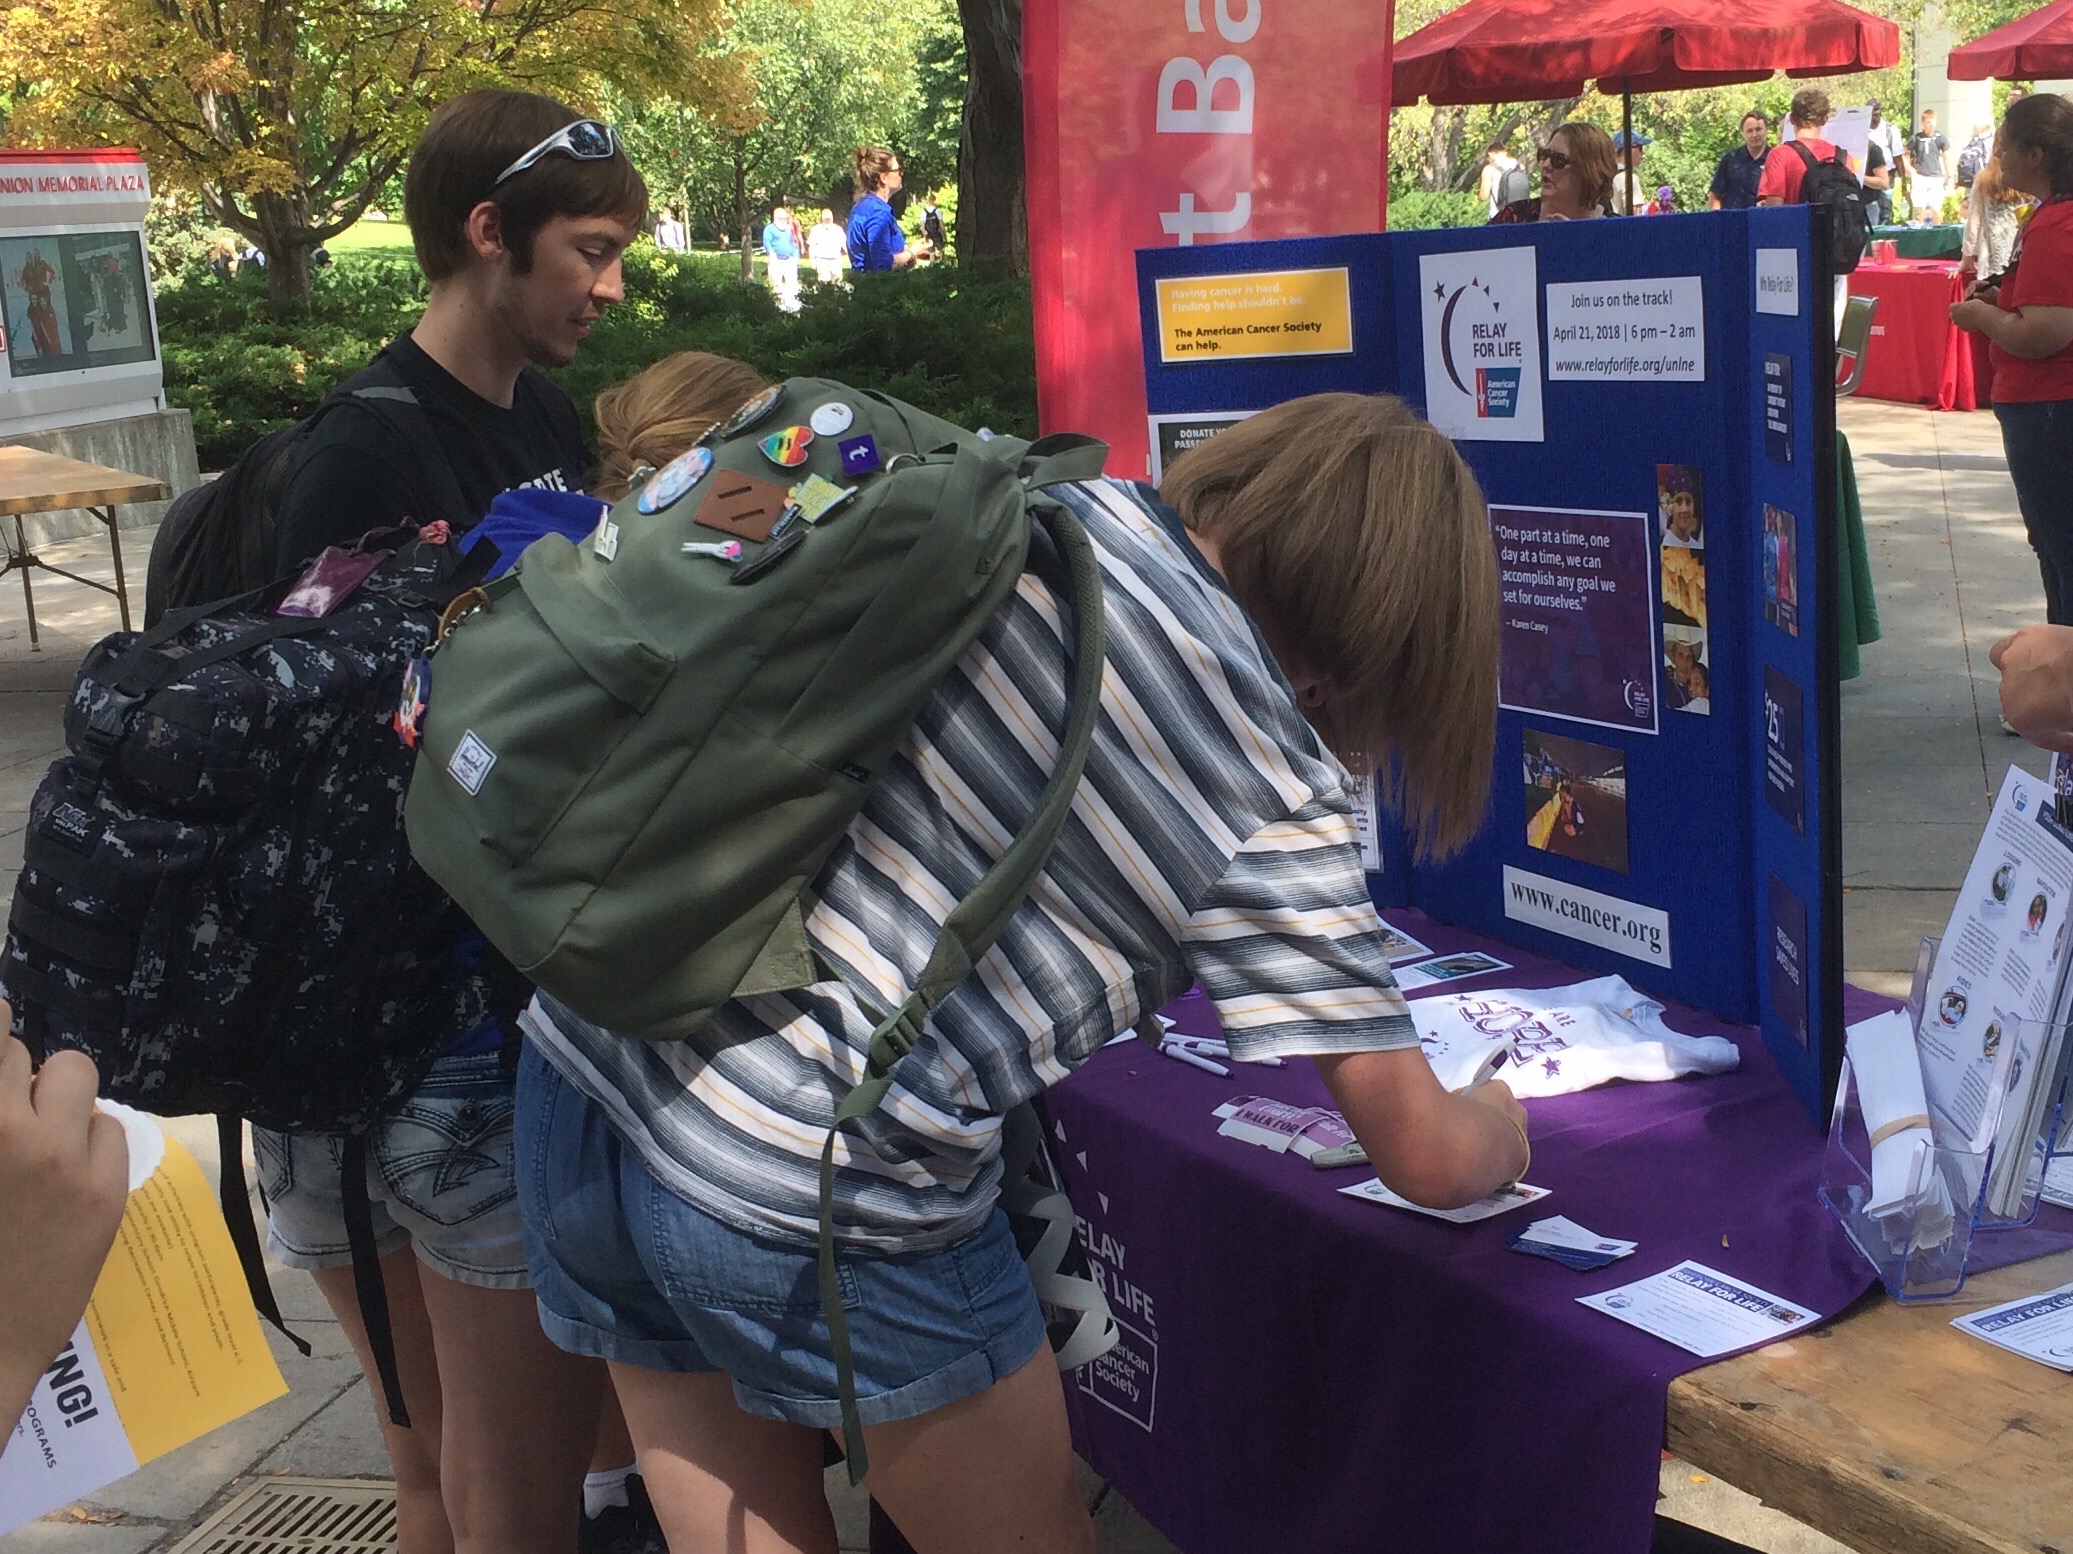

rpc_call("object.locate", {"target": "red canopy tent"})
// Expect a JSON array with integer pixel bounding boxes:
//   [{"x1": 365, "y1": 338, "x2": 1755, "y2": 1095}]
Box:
[
  {"x1": 1394, "y1": 0, "x2": 1902, "y2": 155},
  {"x1": 1947, "y1": 0, "x2": 2073, "y2": 79}
]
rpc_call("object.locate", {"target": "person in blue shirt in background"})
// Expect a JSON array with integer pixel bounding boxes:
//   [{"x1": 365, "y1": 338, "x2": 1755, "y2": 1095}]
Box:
[
  {"x1": 847, "y1": 147, "x2": 927, "y2": 272},
  {"x1": 1708, "y1": 110, "x2": 1772, "y2": 211},
  {"x1": 761, "y1": 204, "x2": 802, "y2": 311}
]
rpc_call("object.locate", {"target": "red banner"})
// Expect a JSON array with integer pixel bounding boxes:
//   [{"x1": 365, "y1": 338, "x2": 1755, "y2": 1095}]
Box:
[{"x1": 1023, "y1": 0, "x2": 1395, "y2": 476}]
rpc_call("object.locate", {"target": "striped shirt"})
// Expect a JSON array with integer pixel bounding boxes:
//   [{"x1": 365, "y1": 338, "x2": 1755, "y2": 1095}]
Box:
[{"x1": 526, "y1": 478, "x2": 1416, "y2": 1252}]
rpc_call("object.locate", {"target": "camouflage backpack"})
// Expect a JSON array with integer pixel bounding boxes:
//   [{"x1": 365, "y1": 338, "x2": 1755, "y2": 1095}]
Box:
[{"x1": 2, "y1": 529, "x2": 503, "y2": 1419}]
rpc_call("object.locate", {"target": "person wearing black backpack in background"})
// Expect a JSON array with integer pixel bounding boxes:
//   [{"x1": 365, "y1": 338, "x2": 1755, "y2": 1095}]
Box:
[
  {"x1": 254, "y1": 91, "x2": 665, "y2": 1554},
  {"x1": 1759, "y1": 88, "x2": 1867, "y2": 338}
]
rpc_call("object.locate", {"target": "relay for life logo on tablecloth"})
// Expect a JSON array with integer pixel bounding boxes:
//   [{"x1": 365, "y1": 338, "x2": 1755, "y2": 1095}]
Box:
[{"x1": 1419, "y1": 247, "x2": 1544, "y2": 442}]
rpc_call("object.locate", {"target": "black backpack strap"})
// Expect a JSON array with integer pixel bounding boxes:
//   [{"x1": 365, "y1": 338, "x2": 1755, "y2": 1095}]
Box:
[
  {"x1": 342, "y1": 384, "x2": 470, "y2": 529},
  {"x1": 1787, "y1": 140, "x2": 1819, "y2": 179},
  {"x1": 340, "y1": 1132, "x2": 411, "y2": 1427},
  {"x1": 216, "y1": 1113, "x2": 313, "y2": 1360},
  {"x1": 818, "y1": 495, "x2": 1108, "y2": 1482}
]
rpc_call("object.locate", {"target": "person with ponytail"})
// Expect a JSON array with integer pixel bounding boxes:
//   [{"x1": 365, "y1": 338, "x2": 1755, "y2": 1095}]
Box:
[{"x1": 846, "y1": 146, "x2": 923, "y2": 272}]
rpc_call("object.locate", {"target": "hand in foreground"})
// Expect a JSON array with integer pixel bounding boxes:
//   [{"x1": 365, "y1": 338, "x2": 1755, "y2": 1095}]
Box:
[
  {"x1": 1991, "y1": 625, "x2": 2073, "y2": 752},
  {"x1": 0, "y1": 1021, "x2": 129, "y2": 1430}
]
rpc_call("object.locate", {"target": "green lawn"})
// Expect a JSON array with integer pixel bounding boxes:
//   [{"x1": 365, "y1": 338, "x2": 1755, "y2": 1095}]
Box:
[
  {"x1": 327, "y1": 217, "x2": 416, "y2": 255},
  {"x1": 326, "y1": 217, "x2": 756, "y2": 272}
]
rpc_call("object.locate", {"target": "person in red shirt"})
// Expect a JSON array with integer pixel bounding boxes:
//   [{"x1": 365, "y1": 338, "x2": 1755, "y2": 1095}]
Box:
[
  {"x1": 1756, "y1": 88, "x2": 1852, "y2": 204},
  {"x1": 1954, "y1": 94, "x2": 2073, "y2": 623}
]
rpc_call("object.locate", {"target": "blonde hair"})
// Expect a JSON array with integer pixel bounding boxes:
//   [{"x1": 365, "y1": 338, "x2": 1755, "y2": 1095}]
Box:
[
  {"x1": 1548, "y1": 123, "x2": 1618, "y2": 212},
  {"x1": 592, "y1": 352, "x2": 771, "y2": 502},
  {"x1": 1972, "y1": 158, "x2": 2017, "y2": 207},
  {"x1": 1160, "y1": 393, "x2": 1499, "y2": 860}
]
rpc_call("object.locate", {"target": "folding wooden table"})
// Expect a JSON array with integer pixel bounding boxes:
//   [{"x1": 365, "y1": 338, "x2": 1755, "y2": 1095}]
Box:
[
  {"x1": 0, "y1": 444, "x2": 167, "y2": 649},
  {"x1": 1669, "y1": 1245, "x2": 2073, "y2": 1554}
]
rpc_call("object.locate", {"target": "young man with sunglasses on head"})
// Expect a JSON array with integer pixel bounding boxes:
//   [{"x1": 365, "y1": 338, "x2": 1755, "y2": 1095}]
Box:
[
  {"x1": 274, "y1": 94, "x2": 643, "y2": 572},
  {"x1": 265, "y1": 91, "x2": 661, "y2": 1554}
]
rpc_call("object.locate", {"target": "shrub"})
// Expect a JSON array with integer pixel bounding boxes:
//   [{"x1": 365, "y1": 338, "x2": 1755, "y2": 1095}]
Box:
[
  {"x1": 159, "y1": 247, "x2": 1036, "y2": 470},
  {"x1": 1387, "y1": 191, "x2": 1488, "y2": 230}
]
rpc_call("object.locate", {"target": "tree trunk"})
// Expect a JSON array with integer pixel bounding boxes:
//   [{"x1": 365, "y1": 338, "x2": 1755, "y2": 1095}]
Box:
[
  {"x1": 265, "y1": 242, "x2": 314, "y2": 310},
  {"x1": 246, "y1": 188, "x2": 317, "y2": 308},
  {"x1": 956, "y1": 0, "x2": 1025, "y2": 276},
  {"x1": 735, "y1": 150, "x2": 755, "y2": 285}
]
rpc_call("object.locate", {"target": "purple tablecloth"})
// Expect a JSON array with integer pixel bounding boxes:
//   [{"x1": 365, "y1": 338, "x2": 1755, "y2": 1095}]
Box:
[{"x1": 1048, "y1": 908, "x2": 2073, "y2": 1554}]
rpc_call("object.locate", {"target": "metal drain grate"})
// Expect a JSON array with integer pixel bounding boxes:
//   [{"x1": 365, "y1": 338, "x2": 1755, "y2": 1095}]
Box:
[{"x1": 168, "y1": 1476, "x2": 397, "y2": 1554}]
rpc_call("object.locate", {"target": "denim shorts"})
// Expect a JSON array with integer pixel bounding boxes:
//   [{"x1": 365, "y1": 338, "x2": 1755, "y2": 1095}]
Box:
[
  {"x1": 513, "y1": 1043, "x2": 1047, "y2": 1428},
  {"x1": 252, "y1": 1050, "x2": 530, "y2": 1290}
]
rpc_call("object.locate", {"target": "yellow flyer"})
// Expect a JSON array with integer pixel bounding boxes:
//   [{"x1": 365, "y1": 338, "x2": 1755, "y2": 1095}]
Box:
[
  {"x1": 1155, "y1": 268, "x2": 1354, "y2": 363},
  {"x1": 1, "y1": 1113, "x2": 286, "y2": 1532}
]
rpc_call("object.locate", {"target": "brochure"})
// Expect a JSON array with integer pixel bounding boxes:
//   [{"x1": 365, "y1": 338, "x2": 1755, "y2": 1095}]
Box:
[
  {"x1": 1, "y1": 1110, "x2": 287, "y2": 1533},
  {"x1": 1578, "y1": 1260, "x2": 1818, "y2": 1357},
  {"x1": 1916, "y1": 768, "x2": 2073, "y2": 1215},
  {"x1": 1950, "y1": 1280, "x2": 2073, "y2": 1372}
]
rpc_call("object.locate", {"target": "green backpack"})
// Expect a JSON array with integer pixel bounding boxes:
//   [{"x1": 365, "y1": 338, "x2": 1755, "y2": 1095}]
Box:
[{"x1": 403, "y1": 379, "x2": 1110, "y2": 1472}]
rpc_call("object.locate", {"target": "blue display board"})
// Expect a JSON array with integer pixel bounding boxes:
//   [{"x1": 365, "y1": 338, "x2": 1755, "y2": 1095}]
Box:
[{"x1": 1136, "y1": 210, "x2": 1841, "y2": 1123}]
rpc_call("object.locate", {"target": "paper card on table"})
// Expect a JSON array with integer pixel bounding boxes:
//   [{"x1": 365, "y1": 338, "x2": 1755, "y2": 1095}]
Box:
[
  {"x1": 1516, "y1": 1215, "x2": 1636, "y2": 1255},
  {"x1": 1214, "y1": 1096, "x2": 1333, "y2": 1154},
  {"x1": 1951, "y1": 1279, "x2": 2073, "y2": 1371},
  {"x1": 1377, "y1": 920, "x2": 1432, "y2": 965},
  {"x1": 1509, "y1": 1235, "x2": 1628, "y2": 1271},
  {"x1": 1577, "y1": 1260, "x2": 1818, "y2": 1358},
  {"x1": 1509, "y1": 1214, "x2": 1636, "y2": 1271},
  {"x1": 2, "y1": 1125, "x2": 286, "y2": 1534},
  {"x1": 1394, "y1": 951, "x2": 1514, "y2": 991},
  {"x1": 1339, "y1": 1178, "x2": 1550, "y2": 1223}
]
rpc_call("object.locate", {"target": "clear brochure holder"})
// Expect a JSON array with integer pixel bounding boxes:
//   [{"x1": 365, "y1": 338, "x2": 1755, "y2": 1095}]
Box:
[{"x1": 1819, "y1": 936, "x2": 2073, "y2": 1301}]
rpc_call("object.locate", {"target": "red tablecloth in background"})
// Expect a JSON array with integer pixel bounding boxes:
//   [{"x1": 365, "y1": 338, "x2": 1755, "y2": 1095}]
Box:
[{"x1": 1848, "y1": 260, "x2": 1980, "y2": 410}]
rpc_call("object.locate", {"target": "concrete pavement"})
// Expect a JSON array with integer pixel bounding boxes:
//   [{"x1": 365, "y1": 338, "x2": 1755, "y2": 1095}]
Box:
[{"x1": 0, "y1": 395, "x2": 2052, "y2": 1552}]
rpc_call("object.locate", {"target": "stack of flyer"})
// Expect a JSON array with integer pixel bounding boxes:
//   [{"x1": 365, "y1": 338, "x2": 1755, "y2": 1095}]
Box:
[
  {"x1": 1913, "y1": 766, "x2": 2073, "y2": 1220},
  {"x1": 2, "y1": 1107, "x2": 285, "y2": 1533}
]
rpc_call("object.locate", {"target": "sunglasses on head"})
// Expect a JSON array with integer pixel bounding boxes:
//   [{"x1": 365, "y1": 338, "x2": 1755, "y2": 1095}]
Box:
[
  {"x1": 495, "y1": 120, "x2": 621, "y2": 187},
  {"x1": 1538, "y1": 148, "x2": 1573, "y2": 171}
]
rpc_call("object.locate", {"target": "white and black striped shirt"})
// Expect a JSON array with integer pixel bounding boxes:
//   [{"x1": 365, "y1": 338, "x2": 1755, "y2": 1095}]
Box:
[{"x1": 526, "y1": 478, "x2": 1416, "y2": 1251}]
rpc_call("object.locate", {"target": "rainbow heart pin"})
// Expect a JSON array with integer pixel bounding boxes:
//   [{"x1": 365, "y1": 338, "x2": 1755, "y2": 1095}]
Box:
[{"x1": 760, "y1": 426, "x2": 814, "y2": 468}]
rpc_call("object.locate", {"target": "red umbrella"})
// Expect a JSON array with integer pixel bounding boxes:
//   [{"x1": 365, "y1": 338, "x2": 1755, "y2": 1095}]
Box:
[
  {"x1": 1395, "y1": 0, "x2": 1901, "y2": 152},
  {"x1": 1948, "y1": 0, "x2": 2073, "y2": 79}
]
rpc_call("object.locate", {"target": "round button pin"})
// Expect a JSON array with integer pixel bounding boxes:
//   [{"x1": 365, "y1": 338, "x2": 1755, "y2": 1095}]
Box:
[
  {"x1": 809, "y1": 401, "x2": 856, "y2": 437},
  {"x1": 717, "y1": 384, "x2": 785, "y2": 439},
  {"x1": 638, "y1": 446, "x2": 713, "y2": 514}
]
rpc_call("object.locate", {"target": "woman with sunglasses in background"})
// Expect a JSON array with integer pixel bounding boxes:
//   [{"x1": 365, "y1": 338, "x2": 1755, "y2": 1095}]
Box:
[
  {"x1": 847, "y1": 147, "x2": 929, "y2": 272},
  {"x1": 1489, "y1": 123, "x2": 1617, "y2": 224}
]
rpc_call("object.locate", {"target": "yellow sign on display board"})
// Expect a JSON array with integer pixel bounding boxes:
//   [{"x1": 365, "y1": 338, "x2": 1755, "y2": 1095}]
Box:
[{"x1": 1155, "y1": 267, "x2": 1354, "y2": 363}]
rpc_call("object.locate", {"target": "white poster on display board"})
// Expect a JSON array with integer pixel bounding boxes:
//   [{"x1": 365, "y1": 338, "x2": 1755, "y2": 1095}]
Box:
[
  {"x1": 1418, "y1": 246, "x2": 1544, "y2": 443},
  {"x1": 1544, "y1": 277, "x2": 1706, "y2": 383}
]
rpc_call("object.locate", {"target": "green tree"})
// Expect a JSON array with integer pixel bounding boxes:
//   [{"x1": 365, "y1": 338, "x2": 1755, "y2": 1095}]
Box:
[
  {"x1": 614, "y1": 0, "x2": 950, "y2": 283},
  {"x1": 0, "y1": 0, "x2": 728, "y2": 307}
]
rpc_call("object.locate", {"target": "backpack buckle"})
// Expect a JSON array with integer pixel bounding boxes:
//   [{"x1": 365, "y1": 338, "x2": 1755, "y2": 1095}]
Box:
[{"x1": 75, "y1": 688, "x2": 141, "y2": 780}]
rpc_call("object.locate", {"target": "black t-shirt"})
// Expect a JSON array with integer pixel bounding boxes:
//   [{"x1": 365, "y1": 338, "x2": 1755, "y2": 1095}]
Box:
[
  {"x1": 1858, "y1": 140, "x2": 1888, "y2": 220},
  {"x1": 274, "y1": 331, "x2": 590, "y2": 572}
]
